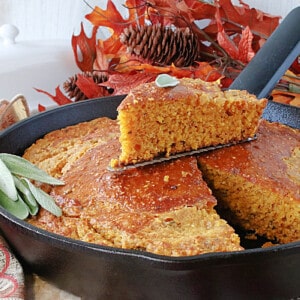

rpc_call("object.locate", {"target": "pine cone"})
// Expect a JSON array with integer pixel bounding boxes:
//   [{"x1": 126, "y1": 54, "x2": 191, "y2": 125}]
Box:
[
  {"x1": 120, "y1": 24, "x2": 199, "y2": 67},
  {"x1": 63, "y1": 72, "x2": 108, "y2": 102}
]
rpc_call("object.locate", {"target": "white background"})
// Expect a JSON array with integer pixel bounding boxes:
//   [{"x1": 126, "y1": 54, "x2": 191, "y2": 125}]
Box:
[{"x1": 0, "y1": 0, "x2": 299, "y2": 40}]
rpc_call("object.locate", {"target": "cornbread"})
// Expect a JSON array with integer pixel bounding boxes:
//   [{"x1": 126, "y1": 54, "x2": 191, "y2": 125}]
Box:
[
  {"x1": 113, "y1": 77, "x2": 267, "y2": 167},
  {"x1": 197, "y1": 120, "x2": 300, "y2": 244},
  {"x1": 24, "y1": 117, "x2": 242, "y2": 257}
]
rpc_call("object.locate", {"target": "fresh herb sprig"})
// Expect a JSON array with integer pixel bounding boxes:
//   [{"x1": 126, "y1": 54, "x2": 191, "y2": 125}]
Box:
[{"x1": 0, "y1": 153, "x2": 64, "y2": 219}]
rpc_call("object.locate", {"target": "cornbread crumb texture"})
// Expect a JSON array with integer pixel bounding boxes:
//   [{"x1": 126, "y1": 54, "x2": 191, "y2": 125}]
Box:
[
  {"x1": 116, "y1": 77, "x2": 267, "y2": 166},
  {"x1": 198, "y1": 120, "x2": 300, "y2": 244},
  {"x1": 23, "y1": 118, "x2": 119, "y2": 178},
  {"x1": 25, "y1": 117, "x2": 242, "y2": 256}
]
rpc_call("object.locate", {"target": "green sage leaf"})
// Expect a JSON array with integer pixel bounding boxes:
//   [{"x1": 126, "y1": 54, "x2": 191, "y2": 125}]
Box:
[
  {"x1": 0, "y1": 189, "x2": 29, "y2": 219},
  {"x1": 155, "y1": 74, "x2": 179, "y2": 88},
  {"x1": 25, "y1": 179, "x2": 62, "y2": 217},
  {"x1": 0, "y1": 158, "x2": 18, "y2": 201},
  {"x1": 14, "y1": 177, "x2": 39, "y2": 215},
  {"x1": 13, "y1": 176, "x2": 37, "y2": 206},
  {"x1": 0, "y1": 153, "x2": 64, "y2": 186},
  {"x1": 17, "y1": 192, "x2": 39, "y2": 216}
]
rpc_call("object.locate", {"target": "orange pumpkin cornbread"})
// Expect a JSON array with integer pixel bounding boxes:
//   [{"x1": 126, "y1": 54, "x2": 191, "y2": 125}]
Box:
[
  {"x1": 113, "y1": 77, "x2": 267, "y2": 167},
  {"x1": 24, "y1": 117, "x2": 242, "y2": 257},
  {"x1": 198, "y1": 120, "x2": 300, "y2": 244}
]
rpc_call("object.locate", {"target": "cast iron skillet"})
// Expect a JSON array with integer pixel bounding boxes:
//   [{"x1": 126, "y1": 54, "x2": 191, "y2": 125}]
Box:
[
  {"x1": 0, "y1": 7, "x2": 299, "y2": 300},
  {"x1": 0, "y1": 96, "x2": 299, "y2": 300}
]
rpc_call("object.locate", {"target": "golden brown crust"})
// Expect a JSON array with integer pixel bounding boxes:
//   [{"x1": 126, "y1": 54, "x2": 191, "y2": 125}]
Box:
[{"x1": 25, "y1": 117, "x2": 242, "y2": 256}]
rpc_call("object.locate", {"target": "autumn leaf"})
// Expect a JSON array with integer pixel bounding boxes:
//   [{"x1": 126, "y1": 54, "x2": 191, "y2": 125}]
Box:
[
  {"x1": 71, "y1": 23, "x2": 98, "y2": 72},
  {"x1": 271, "y1": 90, "x2": 300, "y2": 107},
  {"x1": 238, "y1": 26, "x2": 255, "y2": 63},
  {"x1": 35, "y1": 87, "x2": 72, "y2": 106},
  {"x1": 193, "y1": 62, "x2": 222, "y2": 81},
  {"x1": 177, "y1": 0, "x2": 216, "y2": 23},
  {"x1": 216, "y1": 7, "x2": 254, "y2": 63},
  {"x1": 216, "y1": 7, "x2": 239, "y2": 60},
  {"x1": 101, "y1": 72, "x2": 157, "y2": 95},
  {"x1": 93, "y1": 43, "x2": 111, "y2": 71},
  {"x1": 114, "y1": 62, "x2": 172, "y2": 74},
  {"x1": 75, "y1": 74, "x2": 110, "y2": 99},
  {"x1": 85, "y1": 0, "x2": 126, "y2": 33},
  {"x1": 290, "y1": 56, "x2": 300, "y2": 74},
  {"x1": 38, "y1": 104, "x2": 46, "y2": 112},
  {"x1": 85, "y1": 0, "x2": 146, "y2": 34},
  {"x1": 217, "y1": 0, "x2": 280, "y2": 38}
]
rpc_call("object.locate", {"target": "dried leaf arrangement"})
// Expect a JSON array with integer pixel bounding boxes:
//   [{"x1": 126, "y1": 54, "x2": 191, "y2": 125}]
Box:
[
  {"x1": 0, "y1": 153, "x2": 64, "y2": 219},
  {"x1": 36, "y1": 0, "x2": 299, "y2": 110}
]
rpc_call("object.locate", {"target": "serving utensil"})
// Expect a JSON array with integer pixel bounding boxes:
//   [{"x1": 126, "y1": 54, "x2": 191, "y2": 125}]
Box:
[{"x1": 108, "y1": 136, "x2": 257, "y2": 172}]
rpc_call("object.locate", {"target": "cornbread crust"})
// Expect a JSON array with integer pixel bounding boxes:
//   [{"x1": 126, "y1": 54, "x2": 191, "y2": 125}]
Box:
[
  {"x1": 197, "y1": 120, "x2": 300, "y2": 244},
  {"x1": 114, "y1": 78, "x2": 267, "y2": 166},
  {"x1": 23, "y1": 118, "x2": 119, "y2": 178},
  {"x1": 24, "y1": 117, "x2": 242, "y2": 257}
]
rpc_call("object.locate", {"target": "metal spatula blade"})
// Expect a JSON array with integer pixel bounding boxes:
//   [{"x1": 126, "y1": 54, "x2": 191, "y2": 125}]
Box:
[{"x1": 108, "y1": 135, "x2": 257, "y2": 172}]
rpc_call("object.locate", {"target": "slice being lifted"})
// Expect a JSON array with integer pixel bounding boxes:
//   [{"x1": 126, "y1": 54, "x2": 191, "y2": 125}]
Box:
[{"x1": 111, "y1": 77, "x2": 267, "y2": 168}]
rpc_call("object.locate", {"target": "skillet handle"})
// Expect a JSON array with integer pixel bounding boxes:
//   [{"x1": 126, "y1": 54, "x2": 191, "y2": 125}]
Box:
[{"x1": 229, "y1": 6, "x2": 300, "y2": 98}]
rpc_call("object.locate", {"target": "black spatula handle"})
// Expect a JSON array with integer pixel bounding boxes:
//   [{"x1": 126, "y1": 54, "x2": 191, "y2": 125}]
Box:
[{"x1": 229, "y1": 6, "x2": 300, "y2": 98}]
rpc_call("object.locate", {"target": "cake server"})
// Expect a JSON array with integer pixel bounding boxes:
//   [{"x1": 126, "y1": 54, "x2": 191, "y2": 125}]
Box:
[
  {"x1": 109, "y1": 6, "x2": 300, "y2": 172},
  {"x1": 107, "y1": 136, "x2": 257, "y2": 172}
]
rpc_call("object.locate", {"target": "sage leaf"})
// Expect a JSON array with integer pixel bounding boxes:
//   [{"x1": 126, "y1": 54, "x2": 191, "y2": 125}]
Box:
[
  {"x1": 0, "y1": 158, "x2": 18, "y2": 201},
  {"x1": 0, "y1": 153, "x2": 64, "y2": 186},
  {"x1": 25, "y1": 179, "x2": 62, "y2": 217},
  {"x1": 0, "y1": 189, "x2": 29, "y2": 219},
  {"x1": 14, "y1": 177, "x2": 39, "y2": 215},
  {"x1": 18, "y1": 192, "x2": 39, "y2": 216},
  {"x1": 13, "y1": 176, "x2": 37, "y2": 206},
  {"x1": 155, "y1": 74, "x2": 179, "y2": 88}
]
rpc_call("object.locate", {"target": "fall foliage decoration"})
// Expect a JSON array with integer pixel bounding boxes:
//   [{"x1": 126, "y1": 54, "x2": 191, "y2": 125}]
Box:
[
  {"x1": 120, "y1": 24, "x2": 199, "y2": 67},
  {"x1": 63, "y1": 72, "x2": 111, "y2": 102},
  {"x1": 36, "y1": 0, "x2": 299, "y2": 110}
]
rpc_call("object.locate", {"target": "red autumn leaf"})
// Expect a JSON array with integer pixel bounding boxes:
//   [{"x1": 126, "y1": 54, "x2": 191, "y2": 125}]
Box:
[
  {"x1": 85, "y1": 0, "x2": 125, "y2": 34},
  {"x1": 75, "y1": 74, "x2": 110, "y2": 99},
  {"x1": 290, "y1": 56, "x2": 300, "y2": 74},
  {"x1": 71, "y1": 23, "x2": 98, "y2": 72},
  {"x1": 216, "y1": 7, "x2": 254, "y2": 63},
  {"x1": 35, "y1": 87, "x2": 72, "y2": 106},
  {"x1": 218, "y1": 0, "x2": 280, "y2": 37},
  {"x1": 238, "y1": 26, "x2": 255, "y2": 63},
  {"x1": 220, "y1": 77, "x2": 234, "y2": 88},
  {"x1": 124, "y1": 0, "x2": 147, "y2": 26},
  {"x1": 181, "y1": 0, "x2": 216, "y2": 22},
  {"x1": 98, "y1": 35, "x2": 125, "y2": 58},
  {"x1": 38, "y1": 104, "x2": 46, "y2": 112},
  {"x1": 216, "y1": 8, "x2": 240, "y2": 60},
  {"x1": 116, "y1": 62, "x2": 172, "y2": 74},
  {"x1": 85, "y1": 0, "x2": 146, "y2": 35},
  {"x1": 193, "y1": 62, "x2": 222, "y2": 81},
  {"x1": 101, "y1": 72, "x2": 157, "y2": 95},
  {"x1": 93, "y1": 44, "x2": 111, "y2": 71},
  {"x1": 145, "y1": 0, "x2": 215, "y2": 28}
]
